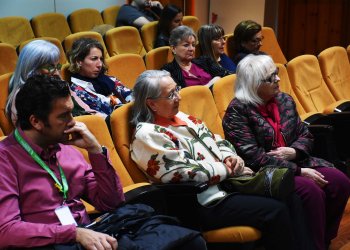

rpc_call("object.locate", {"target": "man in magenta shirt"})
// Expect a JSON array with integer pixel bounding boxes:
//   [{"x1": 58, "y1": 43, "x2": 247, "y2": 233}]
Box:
[{"x1": 0, "y1": 75, "x2": 124, "y2": 249}]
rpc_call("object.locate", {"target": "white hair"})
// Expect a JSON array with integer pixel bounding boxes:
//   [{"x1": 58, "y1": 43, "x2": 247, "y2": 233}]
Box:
[{"x1": 235, "y1": 54, "x2": 275, "y2": 106}]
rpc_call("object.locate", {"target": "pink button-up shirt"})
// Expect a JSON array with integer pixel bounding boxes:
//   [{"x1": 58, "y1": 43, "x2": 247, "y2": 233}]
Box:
[{"x1": 0, "y1": 128, "x2": 125, "y2": 249}]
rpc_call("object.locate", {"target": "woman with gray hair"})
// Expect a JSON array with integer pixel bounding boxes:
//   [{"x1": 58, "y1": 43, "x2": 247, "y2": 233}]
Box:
[
  {"x1": 6, "y1": 40, "x2": 98, "y2": 125},
  {"x1": 161, "y1": 25, "x2": 230, "y2": 88},
  {"x1": 222, "y1": 54, "x2": 350, "y2": 250},
  {"x1": 130, "y1": 69, "x2": 297, "y2": 250}
]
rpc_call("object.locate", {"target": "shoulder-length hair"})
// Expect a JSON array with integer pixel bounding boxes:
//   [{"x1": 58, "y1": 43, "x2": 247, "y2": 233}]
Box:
[
  {"x1": 67, "y1": 38, "x2": 107, "y2": 74},
  {"x1": 198, "y1": 24, "x2": 225, "y2": 63},
  {"x1": 157, "y1": 4, "x2": 182, "y2": 37},
  {"x1": 131, "y1": 70, "x2": 171, "y2": 127},
  {"x1": 235, "y1": 54, "x2": 275, "y2": 106},
  {"x1": 6, "y1": 40, "x2": 60, "y2": 117},
  {"x1": 232, "y1": 20, "x2": 261, "y2": 54}
]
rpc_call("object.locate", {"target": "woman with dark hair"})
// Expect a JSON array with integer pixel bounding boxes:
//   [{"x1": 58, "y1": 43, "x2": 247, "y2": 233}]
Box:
[
  {"x1": 154, "y1": 4, "x2": 183, "y2": 48},
  {"x1": 231, "y1": 20, "x2": 265, "y2": 65},
  {"x1": 198, "y1": 24, "x2": 236, "y2": 72},
  {"x1": 68, "y1": 38, "x2": 132, "y2": 117}
]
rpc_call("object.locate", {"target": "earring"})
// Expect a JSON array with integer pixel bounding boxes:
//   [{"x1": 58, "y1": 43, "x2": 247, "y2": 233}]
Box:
[{"x1": 173, "y1": 51, "x2": 176, "y2": 55}]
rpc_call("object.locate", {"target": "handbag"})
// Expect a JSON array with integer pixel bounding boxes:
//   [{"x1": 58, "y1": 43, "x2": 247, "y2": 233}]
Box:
[{"x1": 219, "y1": 166, "x2": 295, "y2": 201}]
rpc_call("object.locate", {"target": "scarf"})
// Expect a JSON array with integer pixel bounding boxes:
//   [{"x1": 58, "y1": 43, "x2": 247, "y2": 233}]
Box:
[
  {"x1": 257, "y1": 98, "x2": 286, "y2": 148},
  {"x1": 72, "y1": 73, "x2": 116, "y2": 96}
]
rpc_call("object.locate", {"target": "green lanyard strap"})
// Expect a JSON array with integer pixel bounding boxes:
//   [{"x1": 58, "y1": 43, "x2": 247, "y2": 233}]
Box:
[{"x1": 14, "y1": 129, "x2": 69, "y2": 199}]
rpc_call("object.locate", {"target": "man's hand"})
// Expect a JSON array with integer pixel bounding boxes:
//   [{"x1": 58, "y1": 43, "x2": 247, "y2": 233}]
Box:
[
  {"x1": 76, "y1": 228, "x2": 117, "y2": 250},
  {"x1": 64, "y1": 122, "x2": 102, "y2": 154},
  {"x1": 267, "y1": 147, "x2": 296, "y2": 161},
  {"x1": 301, "y1": 168, "x2": 328, "y2": 187}
]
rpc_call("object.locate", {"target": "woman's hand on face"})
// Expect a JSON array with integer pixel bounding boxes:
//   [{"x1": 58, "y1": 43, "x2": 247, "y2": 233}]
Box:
[
  {"x1": 266, "y1": 147, "x2": 296, "y2": 161},
  {"x1": 301, "y1": 168, "x2": 328, "y2": 187}
]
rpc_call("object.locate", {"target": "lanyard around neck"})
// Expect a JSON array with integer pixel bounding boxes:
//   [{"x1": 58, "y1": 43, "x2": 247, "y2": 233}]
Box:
[{"x1": 14, "y1": 129, "x2": 69, "y2": 200}]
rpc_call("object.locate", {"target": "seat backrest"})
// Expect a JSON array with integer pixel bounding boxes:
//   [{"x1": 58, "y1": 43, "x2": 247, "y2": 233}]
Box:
[
  {"x1": 182, "y1": 16, "x2": 200, "y2": 34},
  {"x1": 140, "y1": 21, "x2": 158, "y2": 52},
  {"x1": 0, "y1": 16, "x2": 35, "y2": 48},
  {"x1": 31, "y1": 13, "x2": 72, "y2": 42},
  {"x1": 19, "y1": 37, "x2": 67, "y2": 64},
  {"x1": 102, "y1": 5, "x2": 121, "y2": 26},
  {"x1": 110, "y1": 102, "x2": 149, "y2": 183},
  {"x1": 276, "y1": 63, "x2": 306, "y2": 115},
  {"x1": 0, "y1": 43, "x2": 17, "y2": 76},
  {"x1": 63, "y1": 31, "x2": 109, "y2": 58},
  {"x1": 0, "y1": 127, "x2": 4, "y2": 137},
  {"x1": 60, "y1": 63, "x2": 72, "y2": 82},
  {"x1": 287, "y1": 54, "x2": 337, "y2": 113},
  {"x1": 144, "y1": 46, "x2": 173, "y2": 70},
  {"x1": 179, "y1": 86, "x2": 224, "y2": 138},
  {"x1": 347, "y1": 45, "x2": 350, "y2": 63},
  {"x1": 74, "y1": 115, "x2": 134, "y2": 187},
  {"x1": 212, "y1": 74, "x2": 236, "y2": 119},
  {"x1": 318, "y1": 46, "x2": 350, "y2": 100},
  {"x1": 0, "y1": 73, "x2": 15, "y2": 135},
  {"x1": 106, "y1": 54, "x2": 146, "y2": 89},
  {"x1": 105, "y1": 26, "x2": 146, "y2": 57},
  {"x1": 260, "y1": 27, "x2": 287, "y2": 64},
  {"x1": 223, "y1": 33, "x2": 234, "y2": 59},
  {"x1": 68, "y1": 8, "x2": 104, "y2": 33}
]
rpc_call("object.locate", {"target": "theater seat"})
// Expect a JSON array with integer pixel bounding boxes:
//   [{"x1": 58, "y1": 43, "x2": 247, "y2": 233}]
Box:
[
  {"x1": 0, "y1": 43, "x2": 17, "y2": 76},
  {"x1": 105, "y1": 26, "x2": 146, "y2": 57},
  {"x1": 260, "y1": 27, "x2": 287, "y2": 64},
  {"x1": 0, "y1": 73, "x2": 15, "y2": 135},
  {"x1": 63, "y1": 31, "x2": 109, "y2": 58},
  {"x1": 182, "y1": 16, "x2": 200, "y2": 33},
  {"x1": 318, "y1": 46, "x2": 350, "y2": 100},
  {"x1": 31, "y1": 13, "x2": 71, "y2": 43},
  {"x1": 287, "y1": 54, "x2": 350, "y2": 114},
  {"x1": 179, "y1": 85, "x2": 225, "y2": 138},
  {"x1": 140, "y1": 21, "x2": 158, "y2": 52},
  {"x1": 212, "y1": 74, "x2": 236, "y2": 119},
  {"x1": 144, "y1": 46, "x2": 173, "y2": 70},
  {"x1": 106, "y1": 54, "x2": 146, "y2": 89},
  {"x1": 109, "y1": 102, "x2": 261, "y2": 246},
  {"x1": 0, "y1": 16, "x2": 35, "y2": 48},
  {"x1": 68, "y1": 8, "x2": 104, "y2": 33},
  {"x1": 102, "y1": 5, "x2": 120, "y2": 26}
]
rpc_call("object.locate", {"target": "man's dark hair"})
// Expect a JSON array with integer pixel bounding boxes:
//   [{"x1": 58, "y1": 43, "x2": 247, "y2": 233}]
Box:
[{"x1": 16, "y1": 75, "x2": 71, "y2": 130}]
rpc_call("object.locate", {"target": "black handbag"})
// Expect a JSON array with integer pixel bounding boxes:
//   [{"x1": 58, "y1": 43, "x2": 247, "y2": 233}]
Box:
[{"x1": 219, "y1": 166, "x2": 295, "y2": 201}]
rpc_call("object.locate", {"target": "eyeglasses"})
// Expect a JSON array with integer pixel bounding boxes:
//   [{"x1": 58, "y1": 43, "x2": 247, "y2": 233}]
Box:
[
  {"x1": 262, "y1": 68, "x2": 279, "y2": 83},
  {"x1": 154, "y1": 86, "x2": 181, "y2": 100},
  {"x1": 250, "y1": 36, "x2": 264, "y2": 45},
  {"x1": 41, "y1": 63, "x2": 62, "y2": 74}
]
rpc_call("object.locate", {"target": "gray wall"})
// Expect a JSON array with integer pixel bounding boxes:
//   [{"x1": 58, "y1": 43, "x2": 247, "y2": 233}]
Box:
[{"x1": 0, "y1": 0, "x2": 125, "y2": 19}]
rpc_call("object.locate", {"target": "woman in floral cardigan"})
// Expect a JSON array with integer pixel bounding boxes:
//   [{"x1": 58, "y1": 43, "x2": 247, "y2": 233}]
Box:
[{"x1": 130, "y1": 69, "x2": 297, "y2": 250}]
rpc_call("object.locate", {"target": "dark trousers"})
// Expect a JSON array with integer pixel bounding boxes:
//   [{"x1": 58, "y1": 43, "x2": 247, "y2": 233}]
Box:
[
  {"x1": 295, "y1": 167, "x2": 350, "y2": 250},
  {"x1": 198, "y1": 194, "x2": 295, "y2": 250}
]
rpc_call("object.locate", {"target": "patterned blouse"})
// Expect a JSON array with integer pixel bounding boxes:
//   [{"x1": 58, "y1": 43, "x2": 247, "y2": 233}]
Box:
[
  {"x1": 70, "y1": 76, "x2": 133, "y2": 116},
  {"x1": 130, "y1": 112, "x2": 238, "y2": 184}
]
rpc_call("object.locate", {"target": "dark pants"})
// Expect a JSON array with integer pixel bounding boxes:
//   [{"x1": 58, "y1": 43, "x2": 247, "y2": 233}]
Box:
[
  {"x1": 198, "y1": 194, "x2": 295, "y2": 250},
  {"x1": 295, "y1": 167, "x2": 350, "y2": 250}
]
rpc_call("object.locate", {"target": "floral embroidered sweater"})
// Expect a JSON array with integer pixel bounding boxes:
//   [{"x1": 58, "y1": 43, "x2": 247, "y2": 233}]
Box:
[{"x1": 130, "y1": 112, "x2": 237, "y2": 184}]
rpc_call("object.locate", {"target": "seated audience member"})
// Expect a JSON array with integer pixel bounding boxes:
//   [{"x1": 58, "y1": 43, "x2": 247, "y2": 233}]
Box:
[
  {"x1": 222, "y1": 55, "x2": 350, "y2": 250},
  {"x1": 161, "y1": 26, "x2": 231, "y2": 88},
  {"x1": 0, "y1": 75, "x2": 207, "y2": 250},
  {"x1": 6, "y1": 40, "x2": 97, "y2": 125},
  {"x1": 231, "y1": 20, "x2": 265, "y2": 65},
  {"x1": 154, "y1": 4, "x2": 183, "y2": 48},
  {"x1": 130, "y1": 69, "x2": 298, "y2": 250},
  {"x1": 198, "y1": 24, "x2": 236, "y2": 72},
  {"x1": 67, "y1": 38, "x2": 132, "y2": 117},
  {"x1": 117, "y1": 0, "x2": 163, "y2": 29}
]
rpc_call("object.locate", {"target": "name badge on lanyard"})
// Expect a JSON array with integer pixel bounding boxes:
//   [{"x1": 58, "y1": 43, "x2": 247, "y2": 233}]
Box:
[{"x1": 55, "y1": 205, "x2": 77, "y2": 226}]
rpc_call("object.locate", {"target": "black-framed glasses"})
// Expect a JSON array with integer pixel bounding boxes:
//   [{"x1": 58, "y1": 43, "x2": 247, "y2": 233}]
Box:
[
  {"x1": 262, "y1": 68, "x2": 279, "y2": 83},
  {"x1": 41, "y1": 63, "x2": 62, "y2": 74},
  {"x1": 154, "y1": 86, "x2": 181, "y2": 100}
]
